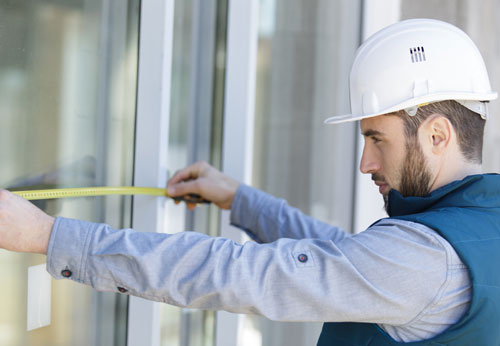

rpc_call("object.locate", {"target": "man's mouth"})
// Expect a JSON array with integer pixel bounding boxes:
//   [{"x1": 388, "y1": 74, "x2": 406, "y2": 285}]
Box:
[{"x1": 374, "y1": 181, "x2": 389, "y2": 195}]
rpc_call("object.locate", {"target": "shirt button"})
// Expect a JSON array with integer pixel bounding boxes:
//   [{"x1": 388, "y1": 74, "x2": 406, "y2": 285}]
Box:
[
  {"x1": 117, "y1": 287, "x2": 128, "y2": 293},
  {"x1": 61, "y1": 269, "x2": 72, "y2": 278},
  {"x1": 298, "y1": 254, "x2": 308, "y2": 263}
]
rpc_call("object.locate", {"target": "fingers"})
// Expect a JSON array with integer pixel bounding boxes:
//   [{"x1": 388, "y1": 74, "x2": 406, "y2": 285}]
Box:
[
  {"x1": 167, "y1": 179, "x2": 202, "y2": 198},
  {"x1": 186, "y1": 202, "x2": 197, "y2": 211},
  {"x1": 167, "y1": 160, "x2": 240, "y2": 210},
  {"x1": 172, "y1": 196, "x2": 200, "y2": 210},
  {"x1": 168, "y1": 168, "x2": 196, "y2": 188},
  {"x1": 167, "y1": 162, "x2": 208, "y2": 210},
  {"x1": 167, "y1": 161, "x2": 208, "y2": 190}
]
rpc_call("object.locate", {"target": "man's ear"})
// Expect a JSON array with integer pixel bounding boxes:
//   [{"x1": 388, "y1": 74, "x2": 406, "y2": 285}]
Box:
[{"x1": 421, "y1": 115, "x2": 453, "y2": 155}]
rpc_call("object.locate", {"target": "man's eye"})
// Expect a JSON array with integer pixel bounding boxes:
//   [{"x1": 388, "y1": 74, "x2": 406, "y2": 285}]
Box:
[{"x1": 372, "y1": 137, "x2": 381, "y2": 144}]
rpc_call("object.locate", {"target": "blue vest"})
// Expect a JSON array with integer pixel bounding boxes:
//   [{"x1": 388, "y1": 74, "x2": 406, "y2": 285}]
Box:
[{"x1": 317, "y1": 174, "x2": 500, "y2": 346}]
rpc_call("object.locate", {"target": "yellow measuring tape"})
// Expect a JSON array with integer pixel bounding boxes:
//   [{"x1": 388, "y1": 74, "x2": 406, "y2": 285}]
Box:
[
  {"x1": 11, "y1": 186, "x2": 210, "y2": 203},
  {"x1": 12, "y1": 187, "x2": 167, "y2": 201}
]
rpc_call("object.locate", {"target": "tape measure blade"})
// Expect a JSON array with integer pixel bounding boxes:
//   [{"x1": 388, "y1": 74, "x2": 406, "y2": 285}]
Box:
[{"x1": 11, "y1": 187, "x2": 167, "y2": 200}]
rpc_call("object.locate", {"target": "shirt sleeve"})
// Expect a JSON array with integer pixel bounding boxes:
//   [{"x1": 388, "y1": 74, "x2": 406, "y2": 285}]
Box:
[
  {"x1": 46, "y1": 216, "x2": 450, "y2": 324},
  {"x1": 230, "y1": 184, "x2": 348, "y2": 243}
]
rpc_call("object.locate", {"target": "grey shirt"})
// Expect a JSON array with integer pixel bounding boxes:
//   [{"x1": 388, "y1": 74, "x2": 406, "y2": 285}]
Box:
[{"x1": 47, "y1": 184, "x2": 471, "y2": 342}]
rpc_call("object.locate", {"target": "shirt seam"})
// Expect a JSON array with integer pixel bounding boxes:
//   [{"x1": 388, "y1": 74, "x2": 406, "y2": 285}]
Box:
[
  {"x1": 399, "y1": 228, "x2": 453, "y2": 327},
  {"x1": 46, "y1": 217, "x2": 61, "y2": 267},
  {"x1": 78, "y1": 222, "x2": 96, "y2": 284}
]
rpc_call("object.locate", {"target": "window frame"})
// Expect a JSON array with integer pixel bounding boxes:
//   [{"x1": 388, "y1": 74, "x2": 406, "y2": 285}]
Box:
[
  {"x1": 127, "y1": 0, "x2": 175, "y2": 345},
  {"x1": 127, "y1": 0, "x2": 260, "y2": 345}
]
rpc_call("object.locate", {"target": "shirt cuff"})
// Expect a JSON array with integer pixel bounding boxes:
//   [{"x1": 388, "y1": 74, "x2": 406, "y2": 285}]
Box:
[{"x1": 46, "y1": 216, "x2": 96, "y2": 285}]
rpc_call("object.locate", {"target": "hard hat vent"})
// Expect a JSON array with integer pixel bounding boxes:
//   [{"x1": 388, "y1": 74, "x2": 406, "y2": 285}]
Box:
[{"x1": 410, "y1": 46, "x2": 426, "y2": 63}]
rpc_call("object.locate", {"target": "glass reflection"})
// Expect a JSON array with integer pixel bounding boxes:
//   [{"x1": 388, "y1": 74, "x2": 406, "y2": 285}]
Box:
[
  {"x1": 249, "y1": 0, "x2": 361, "y2": 345},
  {"x1": 0, "y1": 0, "x2": 139, "y2": 345},
  {"x1": 161, "y1": 0, "x2": 227, "y2": 345}
]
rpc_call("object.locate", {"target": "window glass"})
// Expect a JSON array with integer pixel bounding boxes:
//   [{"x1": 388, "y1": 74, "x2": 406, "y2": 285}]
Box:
[
  {"x1": 0, "y1": 1, "x2": 139, "y2": 345},
  {"x1": 249, "y1": 0, "x2": 362, "y2": 345},
  {"x1": 253, "y1": 0, "x2": 361, "y2": 228},
  {"x1": 160, "y1": 0, "x2": 227, "y2": 345}
]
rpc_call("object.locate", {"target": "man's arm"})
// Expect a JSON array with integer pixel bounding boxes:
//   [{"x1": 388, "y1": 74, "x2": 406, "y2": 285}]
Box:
[
  {"x1": 230, "y1": 184, "x2": 348, "y2": 243},
  {"x1": 168, "y1": 161, "x2": 348, "y2": 242},
  {"x1": 45, "y1": 216, "x2": 450, "y2": 325},
  {"x1": 0, "y1": 190, "x2": 54, "y2": 254},
  {"x1": 0, "y1": 184, "x2": 464, "y2": 332},
  {"x1": 0, "y1": 160, "x2": 342, "y2": 251}
]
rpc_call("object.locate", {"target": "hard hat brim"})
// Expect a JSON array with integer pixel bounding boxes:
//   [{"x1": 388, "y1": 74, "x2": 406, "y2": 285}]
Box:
[{"x1": 324, "y1": 91, "x2": 498, "y2": 125}]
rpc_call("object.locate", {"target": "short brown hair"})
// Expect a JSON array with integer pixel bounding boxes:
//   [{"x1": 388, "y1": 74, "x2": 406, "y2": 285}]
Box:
[{"x1": 394, "y1": 100, "x2": 485, "y2": 164}]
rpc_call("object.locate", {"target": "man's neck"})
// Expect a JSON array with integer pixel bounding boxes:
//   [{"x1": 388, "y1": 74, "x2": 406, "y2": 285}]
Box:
[{"x1": 431, "y1": 162, "x2": 483, "y2": 192}]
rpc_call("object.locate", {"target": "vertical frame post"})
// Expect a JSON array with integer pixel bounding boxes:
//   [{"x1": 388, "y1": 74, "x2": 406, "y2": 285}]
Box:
[
  {"x1": 353, "y1": 0, "x2": 401, "y2": 233},
  {"x1": 127, "y1": 0, "x2": 175, "y2": 345},
  {"x1": 216, "y1": 0, "x2": 259, "y2": 345}
]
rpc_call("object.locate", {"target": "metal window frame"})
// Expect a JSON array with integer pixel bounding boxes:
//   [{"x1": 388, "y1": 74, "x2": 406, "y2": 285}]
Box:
[
  {"x1": 215, "y1": 1, "x2": 259, "y2": 346},
  {"x1": 128, "y1": 0, "x2": 258, "y2": 345},
  {"x1": 353, "y1": 0, "x2": 401, "y2": 234},
  {"x1": 127, "y1": 0, "x2": 175, "y2": 345}
]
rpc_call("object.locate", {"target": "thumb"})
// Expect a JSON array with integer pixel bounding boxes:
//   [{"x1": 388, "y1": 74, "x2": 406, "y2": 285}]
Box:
[{"x1": 167, "y1": 179, "x2": 202, "y2": 198}]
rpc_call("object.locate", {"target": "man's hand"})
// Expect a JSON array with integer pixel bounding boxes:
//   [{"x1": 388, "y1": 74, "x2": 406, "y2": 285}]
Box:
[
  {"x1": 167, "y1": 161, "x2": 240, "y2": 210},
  {"x1": 0, "y1": 190, "x2": 54, "y2": 254}
]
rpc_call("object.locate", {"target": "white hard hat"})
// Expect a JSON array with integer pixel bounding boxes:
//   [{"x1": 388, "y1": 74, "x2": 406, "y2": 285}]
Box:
[{"x1": 324, "y1": 18, "x2": 498, "y2": 124}]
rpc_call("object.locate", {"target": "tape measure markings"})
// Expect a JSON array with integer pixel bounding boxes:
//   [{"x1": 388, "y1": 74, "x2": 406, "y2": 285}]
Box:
[{"x1": 12, "y1": 187, "x2": 167, "y2": 201}]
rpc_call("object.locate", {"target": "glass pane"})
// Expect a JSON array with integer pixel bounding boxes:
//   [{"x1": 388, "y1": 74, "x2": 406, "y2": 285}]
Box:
[
  {"x1": 160, "y1": 0, "x2": 227, "y2": 345},
  {"x1": 249, "y1": 0, "x2": 362, "y2": 345},
  {"x1": 0, "y1": 0, "x2": 140, "y2": 345}
]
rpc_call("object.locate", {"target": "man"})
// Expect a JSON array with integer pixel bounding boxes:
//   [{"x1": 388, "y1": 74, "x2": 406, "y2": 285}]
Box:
[{"x1": 0, "y1": 18, "x2": 499, "y2": 345}]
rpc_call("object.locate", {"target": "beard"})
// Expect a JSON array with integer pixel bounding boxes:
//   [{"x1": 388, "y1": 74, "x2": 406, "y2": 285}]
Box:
[
  {"x1": 399, "y1": 140, "x2": 432, "y2": 197},
  {"x1": 381, "y1": 139, "x2": 432, "y2": 213}
]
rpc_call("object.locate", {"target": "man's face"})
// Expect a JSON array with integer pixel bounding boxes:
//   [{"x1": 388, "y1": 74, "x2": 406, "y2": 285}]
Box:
[{"x1": 360, "y1": 115, "x2": 432, "y2": 209}]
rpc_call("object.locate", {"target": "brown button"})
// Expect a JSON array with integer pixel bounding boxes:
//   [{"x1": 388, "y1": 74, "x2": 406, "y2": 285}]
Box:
[{"x1": 61, "y1": 269, "x2": 72, "y2": 278}]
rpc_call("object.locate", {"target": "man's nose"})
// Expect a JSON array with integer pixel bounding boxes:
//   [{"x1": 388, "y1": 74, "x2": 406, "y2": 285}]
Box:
[{"x1": 360, "y1": 144, "x2": 380, "y2": 174}]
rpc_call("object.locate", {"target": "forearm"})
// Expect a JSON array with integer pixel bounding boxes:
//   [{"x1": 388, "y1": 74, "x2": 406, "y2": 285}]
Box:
[
  {"x1": 230, "y1": 184, "x2": 348, "y2": 243},
  {"x1": 48, "y1": 217, "x2": 353, "y2": 321},
  {"x1": 46, "y1": 217, "x2": 449, "y2": 324},
  {"x1": 0, "y1": 190, "x2": 54, "y2": 254},
  {"x1": 50, "y1": 217, "x2": 344, "y2": 318}
]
